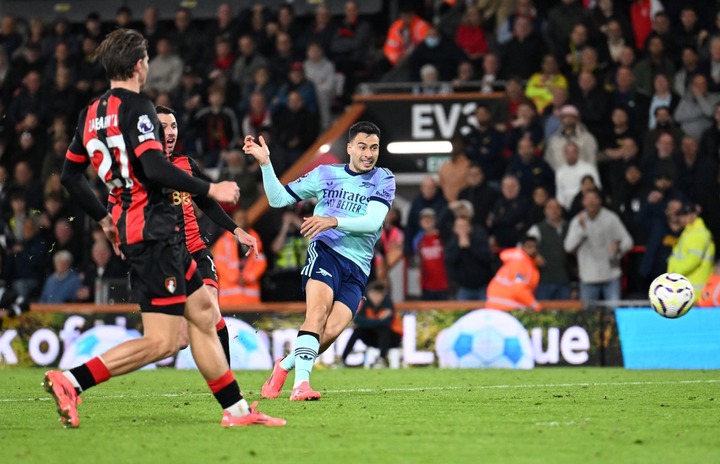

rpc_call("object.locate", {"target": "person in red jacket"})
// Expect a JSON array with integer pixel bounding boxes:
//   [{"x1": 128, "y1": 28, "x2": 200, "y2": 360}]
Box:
[
  {"x1": 486, "y1": 235, "x2": 542, "y2": 311},
  {"x1": 413, "y1": 207, "x2": 449, "y2": 300}
]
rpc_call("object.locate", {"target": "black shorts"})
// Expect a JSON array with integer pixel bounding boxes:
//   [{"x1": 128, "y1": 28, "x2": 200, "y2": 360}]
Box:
[
  {"x1": 122, "y1": 236, "x2": 204, "y2": 315},
  {"x1": 192, "y1": 247, "x2": 218, "y2": 289}
]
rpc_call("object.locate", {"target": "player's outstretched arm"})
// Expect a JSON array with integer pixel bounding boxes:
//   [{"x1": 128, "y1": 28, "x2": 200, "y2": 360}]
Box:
[
  {"x1": 242, "y1": 135, "x2": 271, "y2": 166},
  {"x1": 301, "y1": 201, "x2": 390, "y2": 239},
  {"x1": 243, "y1": 135, "x2": 297, "y2": 208}
]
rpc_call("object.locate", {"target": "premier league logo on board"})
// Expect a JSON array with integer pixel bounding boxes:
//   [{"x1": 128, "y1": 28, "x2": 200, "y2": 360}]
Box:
[
  {"x1": 165, "y1": 277, "x2": 177, "y2": 294},
  {"x1": 137, "y1": 114, "x2": 154, "y2": 134}
]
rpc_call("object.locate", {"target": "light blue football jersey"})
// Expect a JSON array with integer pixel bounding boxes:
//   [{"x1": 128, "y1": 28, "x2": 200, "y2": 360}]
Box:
[{"x1": 285, "y1": 164, "x2": 395, "y2": 276}]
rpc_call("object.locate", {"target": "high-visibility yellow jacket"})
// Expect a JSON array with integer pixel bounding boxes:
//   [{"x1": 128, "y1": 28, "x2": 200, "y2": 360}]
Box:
[{"x1": 668, "y1": 217, "x2": 715, "y2": 302}]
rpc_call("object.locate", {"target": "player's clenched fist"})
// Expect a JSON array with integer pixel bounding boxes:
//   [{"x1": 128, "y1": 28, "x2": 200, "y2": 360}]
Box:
[{"x1": 209, "y1": 181, "x2": 241, "y2": 204}]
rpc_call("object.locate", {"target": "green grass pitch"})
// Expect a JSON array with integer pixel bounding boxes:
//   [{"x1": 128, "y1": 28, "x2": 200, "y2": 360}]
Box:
[{"x1": 1, "y1": 367, "x2": 719, "y2": 464}]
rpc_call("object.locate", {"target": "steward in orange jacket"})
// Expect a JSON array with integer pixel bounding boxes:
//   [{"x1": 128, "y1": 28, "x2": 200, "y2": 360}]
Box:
[
  {"x1": 212, "y1": 225, "x2": 267, "y2": 306},
  {"x1": 486, "y1": 236, "x2": 542, "y2": 311},
  {"x1": 698, "y1": 262, "x2": 720, "y2": 307},
  {"x1": 383, "y1": 10, "x2": 430, "y2": 65}
]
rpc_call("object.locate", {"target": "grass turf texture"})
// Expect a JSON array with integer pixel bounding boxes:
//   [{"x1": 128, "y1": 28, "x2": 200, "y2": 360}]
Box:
[{"x1": 1, "y1": 367, "x2": 719, "y2": 464}]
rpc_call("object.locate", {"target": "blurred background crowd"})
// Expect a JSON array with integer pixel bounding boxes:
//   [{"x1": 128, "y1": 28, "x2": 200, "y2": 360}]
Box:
[{"x1": 0, "y1": 0, "x2": 719, "y2": 306}]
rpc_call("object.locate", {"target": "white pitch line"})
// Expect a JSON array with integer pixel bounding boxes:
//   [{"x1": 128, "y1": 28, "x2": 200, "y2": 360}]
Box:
[{"x1": 2, "y1": 378, "x2": 720, "y2": 403}]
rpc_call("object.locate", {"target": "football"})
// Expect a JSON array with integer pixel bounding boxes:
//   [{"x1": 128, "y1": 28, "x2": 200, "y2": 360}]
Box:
[{"x1": 648, "y1": 273, "x2": 695, "y2": 318}]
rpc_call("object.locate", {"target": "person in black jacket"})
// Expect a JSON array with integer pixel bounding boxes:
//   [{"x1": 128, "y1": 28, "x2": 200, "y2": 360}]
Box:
[{"x1": 444, "y1": 216, "x2": 492, "y2": 301}]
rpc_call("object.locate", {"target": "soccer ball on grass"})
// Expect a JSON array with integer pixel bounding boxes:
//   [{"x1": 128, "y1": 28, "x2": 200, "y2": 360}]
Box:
[{"x1": 648, "y1": 273, "x2": 694, "y2": 318}]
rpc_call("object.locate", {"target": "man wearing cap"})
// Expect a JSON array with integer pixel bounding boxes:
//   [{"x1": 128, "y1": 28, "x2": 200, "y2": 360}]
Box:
[
  {"x1": 544, "y1": 104, "x2": 599, "y2": 170},
  {"x1": 667, "y1": 202, "x2": 715, "y2": 302}
]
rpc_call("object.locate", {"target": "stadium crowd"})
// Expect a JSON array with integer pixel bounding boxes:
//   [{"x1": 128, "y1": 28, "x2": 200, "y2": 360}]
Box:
[{"x1": 1, "y1": 0, "x2": 720, "y2": 307}]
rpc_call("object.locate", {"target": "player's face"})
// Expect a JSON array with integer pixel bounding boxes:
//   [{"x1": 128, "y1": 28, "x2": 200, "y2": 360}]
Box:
[
  {"x1": 158, "y1": 113, "x2": 178, "y2": 156},
  {"x1": 347, "y1": 132, "x2": 380, "y2": 173}
]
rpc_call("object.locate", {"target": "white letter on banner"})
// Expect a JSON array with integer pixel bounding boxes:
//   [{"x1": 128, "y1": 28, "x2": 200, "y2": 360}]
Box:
[
  {"x1": 459, "y1": 102, "x2": 477, "y2": 136},
  {"x1": 531, "y1": 327, "x2": 560, "y2": 364},
  {"x1": 411, "y1": 104, "x2": 434, "y2": 139},
  {"x1": 403, "y1": 314, "x2": 434, "y2": 365},
  {"x1": 0, "y1": 330, "x2": 18, "y2": 364},
  {"x1": 434, "y1": 104, "x2": 462, "y2": 139},
  {"x1": 60, "y1": 315, "x2": 86, "y2": 348},
  {"x1": 29, "y1": 329, "x2": 60, "y2": 366},
  {"x1": 560, "y1": 326, "x2": 590, "y2": 365}
]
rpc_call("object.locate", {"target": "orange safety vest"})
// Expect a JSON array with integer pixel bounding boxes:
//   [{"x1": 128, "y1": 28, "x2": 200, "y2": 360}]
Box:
[
  {"x1": 698, "y1": 274, "x2": 720, "y2": 307},
  {"x1": 486, "y1": 248, "x2": 541, "y2": 311},
  {"x1": 211, "y1": 228, "x2": 267, "y2": 306},
  {"x1": 383, "y1": 15, "x2": 430, "y2": 65}
]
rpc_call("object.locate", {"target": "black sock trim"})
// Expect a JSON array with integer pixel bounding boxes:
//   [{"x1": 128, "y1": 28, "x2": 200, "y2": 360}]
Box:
[
  {"x1": 214, "y1": 381, "x2": 243, "y2": 409},
  {"x1": 69, "y1": 364, "x2": 96, "y2": 391},
  {"x1": 217, "y1": 325, "x2": 231, "y2": 366},
  {"x1": 297, "y1": 330, "x2": 320, "y2": 342}
]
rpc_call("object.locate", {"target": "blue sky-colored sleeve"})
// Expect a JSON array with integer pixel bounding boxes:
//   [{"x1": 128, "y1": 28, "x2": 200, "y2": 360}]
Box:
[
  {"x1": 368, "y1": 169, "x2": 395, "y2": 208},
  {"x1": 260, "y1": 163, "x2": 298, "y2": 208}
]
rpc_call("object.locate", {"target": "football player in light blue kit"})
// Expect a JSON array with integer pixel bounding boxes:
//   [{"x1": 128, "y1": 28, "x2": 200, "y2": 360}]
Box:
[{"x1": 243, "y1": 121, "x2": 395, "y2": 401}]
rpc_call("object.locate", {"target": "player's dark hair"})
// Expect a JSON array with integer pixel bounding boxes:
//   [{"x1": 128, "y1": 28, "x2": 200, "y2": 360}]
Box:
[
  {"x1": 94, "y1": 28, "x2": 148, "y2": 81},
  {"x1": 348, "y1": 121, "x2": 380, "y2": 143},
  {"x1": 155, "y1": 105, "x2": 177, "y2": 117}
]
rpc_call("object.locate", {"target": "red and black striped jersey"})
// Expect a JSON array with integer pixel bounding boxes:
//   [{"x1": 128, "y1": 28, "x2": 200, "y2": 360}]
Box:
[
  {"x1": 66, "y1": 88, "x2": 175, "y2": 245},
  {"x1": 169, "y1": 154, "x2": 206, "y2": 254}
]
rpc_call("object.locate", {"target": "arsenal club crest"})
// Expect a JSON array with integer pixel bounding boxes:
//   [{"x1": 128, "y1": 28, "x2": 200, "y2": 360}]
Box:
[{"x1": 165, "y1": 277, "x2": 177, "y2": 294}]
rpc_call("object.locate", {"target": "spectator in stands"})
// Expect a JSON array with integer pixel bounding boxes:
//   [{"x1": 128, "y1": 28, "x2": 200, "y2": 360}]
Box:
[
  {"x1": 76, "y1": 239, "x2": 127, "y2": 303},
  {"x1": 231, "y1": 34, "x2": 268, "y2": 96},
  {"x1": 675, "y1": 135, "x2": 720, "y2": 240},
  {"x1": 488, "y1": 175, "x2": 530, "y2": 249},
  {"x1": 642, "y1": 132, "x2": 677, "y2": 188},
  {"x1": 382, "y1": 3, "x2": 430, "y2": 69},
  {"x1": 555, "y1": 141, "x2": 602, "y2": 211},
  {"x1": 299, "y1": 4, "x2": 337, "y2": 55},
  {"x1": 647, "y1": 74, "x2": 679, "y2": 131},
  {"x1": 113, "y1": 6, "x2": 136, "y2": 30},
  {"x1": 564, "y1": 188, "x2": 634, "y2": 302},
  {"x1": 479, "y1": 52, "x2": 501, "y2": 93},
  {"x1": 568, "y1": 175, "x2": 605, "y2": 219},
  {"x1": 629, "y1": 0, "x2": 659, "y2": 52},
  {"x1": 50, "y1": 218, "x2": 82, "y2": 267},
  {"x1": 486, "y1": 235, "x2": 542, "y2": 311},
  {"x1": 409, "y1": 25, "x2": 466, "y2": 83},
  {"x1": 459, "y1": 164, "x2": 498, "y2": 229},
  {"x1": 643, "y1": 106, "x2": 683, "y2": 158},
  {"x1": 273, "y1": 89, "x2": 319, "y2": 164},
  {"x1": 412, "y1": 64, "x2": 452, "y2": 95},
  {"x1": 675, "y1": 7, "x2": 708, "y2": 56},
  {"x1": 454, "y1": 4, "x2": 488, "y2": 67},
  {"x1": 611, "y1": 66, "x2": 650, "y2": 131},
  {"x1": 465, "y1": 104, "x2": 505, "y2": 188},
  {"x1": 238, "y1": 65, "x2": 278, "y2": 115},
  {"x1": 541, "y1": 86, "x2": 569, "y2": 141},
  {"x1": 559, "y1": 23, "x2": 592, "y2": 78},
  {"x1": 208, "y1": 3, "x2": 239, "y2": 50},
  {"x1": 9, "y1": 161, "x2": 43, "y2": 212},
  {"x1": 668, "y1": 202, "x2": 715, "y2": 301},
  {"x1": 43, "y1": 42, "x2": 76, "y2": 87},
  {"x1": 637, "y1": 165, "x2": 687, "y2": 234},
  {"x1": 527, "y1": 185, "x2": 550, "y2": 227},
  {"x1": 271, "y1": 206, "x2": 310, "y2": 273},
  {"x1": 6, "y1": 190, "x2": 27, "y2": 241},
  {"x1": 600, "y1": 18, "x2": 631, "y2": 66},
  {"x1": 570, "y1": 71, "x2": 610, "y2": 139},
  {"x1": 508, "y1": 137, "x2": 555, "y2": 199},
  {"x1": 506, "y1": 101, "x2": 544, "y2": 152},
  {"x1": 438, "y1": 136, "x2": 471, "y2": 202},
  {"x1": 700, "y1": 102, "x2": 720, "y2": 160},
  {"x1": 633, "y1": 36, "x2": 675, "y2": 97},
  {"x1": 40, "y1": 250, "x2": 82, "y2": 303},
  {"x1": 444, "y1": 215, "x2": 492, "y2": 301},
  {"x1": 0, "y1": 15, "x2": 22, "y2": 59},
  {"x1": 613, "y1": 163, "x2": 645, "y2": 242},
  {"x1": 193, "y1": 87, "x2": 239, "y2": 167},
  {"x1": 452, "y1": 60, "x2": 475, "y2": 92},
  {"x1": 437, "y1": 199, "x2": 474, "y2": 243},
  {"x1": 644, "y1": 11, "x2": 677, "y2": 63},
  {"x1": 699, "y1": 36, "x2": 720, "y2": 93},
  {"x1": 140, "y1": 7, "x2": 165, "y2": 59},
  {"x1": 303, "y1": 42, "x2": 336, "y2": 129},
  {"x1": 526, "y1": 54, "x2": 568, "y2": 114},
  {"x1": 276, "y1": 4, "x2": 303, "y2": 44},
  {"x1": 674, "y1": 47, "x2": 701, "y2": 98},
  {"x1": 241, "y1": 92, "x2": 272, "y2": 140},
  {"x1": 329, "y1": 0, "x2": 371, "y2": 100},
  {"x1": 413, "y1": 208, "x2": 449, "y2": 300},
  {"x1": 75, "y1": 36, "x2": 105, "y2": 102},
  {"x1": 404, "y1": 176, "x2": 447, "y2": 257},
  {"x1": 499, "y1": 16, "x2": 545, "y2": 80},
  {"x1": 638, "y1": 198, "x2": 682, "y2": 287},
  {"x1": 48, "y1": 65, "x2": 80, "y2": 122},
  {"x1": 698, "y1": 260, "x2": 720, "y2": 307},
  {"x1": 145, "y1": 38, "x2": 184, "y2": 99},
  {"x1": 7, "y1": 217, "x2": 48, "y2": 299},
  {"x1": 597, "y1": 107, "x2": 638, "y2": 196},
  {"x1": 41, "y1": 17, "x2": 79, "y2": 60},
  {"x1": 497, "y1": 0, "x2": 544, "y2": 46},
  {"x1": 340, "y1": 280, "x2": 402, "y2": 368},
  {"x1": 212, "y1": 209, "x2": 266, "y2": 305},
  {"x1": 546, "y1": 0, "x2": 585, "y2": 56},
  {"x1": 269, "y1": 32, "x2": 300, "y2": 87},
  {"x1": 527, "y1": 198, "x2": 572, "y2": 300},
  {"x1": 218, "y1": 149, "x2": 259, "y2": 210},
  {"x1": 167, "y1": 7, "x2": 205, "y2": 69},
  {"x1": 8, "y1": 70, "x2": 46, "y2": 140},
  {"x1": 674, "y1": 74, "x2": 720, "y2": 141},
  {"x1": 545, "y1": 105, "x2": 599, "y2": 170},
  {"x1": 5, "y1": 42, "x2": 43, "y2": 97},
  {"x1": 274, "y1": 59, "x2": 320, "y2": 114}
]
